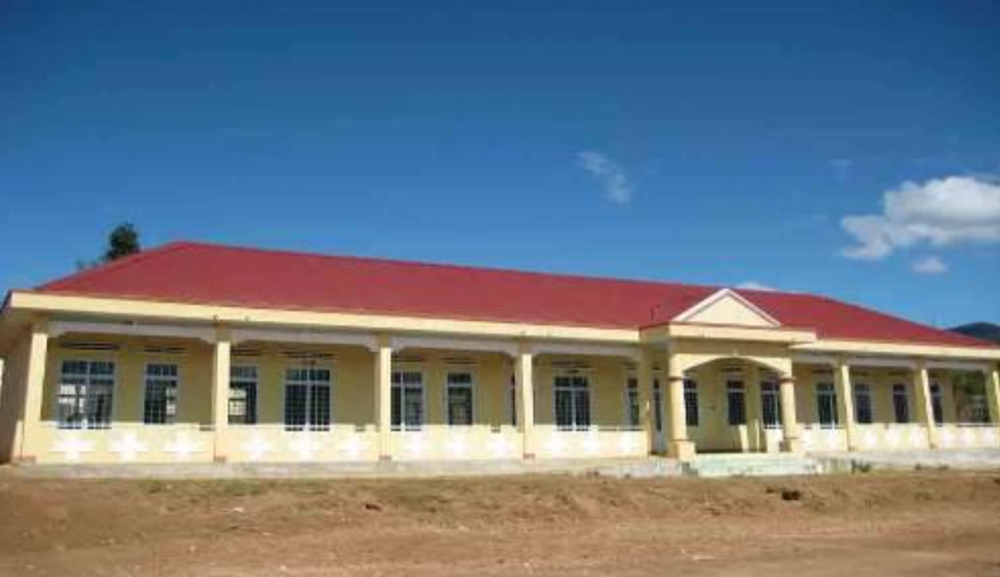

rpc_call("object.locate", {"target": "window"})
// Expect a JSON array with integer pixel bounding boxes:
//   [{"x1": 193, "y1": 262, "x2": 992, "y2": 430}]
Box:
[
  {"x1": 446, "y1": 372, "x2": 474, "y2": 426},
  {"x1": 554, "y1": 375, "x2": 590, "y2": 431},
  {"x1": 892, "y1": 385, "x2": 910, "y2": 423},
  {"x1": 892, "y1": 384, "x2": 910, "y2": 423},
  {"x1": 653, "y1": 380, "x2": 663, "y2": 432},
  {"x1": 625, "y1": 377, "x2": 640, "y2": 429},
  {"x1": 854, "y1": 383, "x2": 874, "y2": 424},
  {"x1": 392, "y1": 371, "x2": 424, "y2": 431},
  {"x1": 966, "y1": 394, "x2": 990, "y2": 424},
  {"x1": 726, "y1": 381, "x2": 746, "y2": 426},
  {"x1": 761, "y1": 381, "x2": 782, "y2": 429},
  {"x1": 144, "y1": 363, "x2": 179, "y2": 424},
  {"x1": 229, "y1": 365, "x2": 258, "y2": 425},
  {"x1": 683, "y1": 380, "x2": 699, "y2": 427},
  {"x1": 284, "y1": 366, "x2": 331, "y2": 431},
  {"x1": 930, "y1": 384, "x2": 944, "y2": 425},
  {"x1": 57, "y1": 360, "x2": 114, "y2": 429},
  {"x1": 816, "y1": 382, "x2": 839, "y2": 428},
  {"x1": 507, "y1": 375, "x2": 517, "y2": 427}
]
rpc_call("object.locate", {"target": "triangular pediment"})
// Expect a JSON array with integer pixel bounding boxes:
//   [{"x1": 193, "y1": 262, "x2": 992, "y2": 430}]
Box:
[{"x1": 673, "y1": 289, "x2": 780, "y2": 328}]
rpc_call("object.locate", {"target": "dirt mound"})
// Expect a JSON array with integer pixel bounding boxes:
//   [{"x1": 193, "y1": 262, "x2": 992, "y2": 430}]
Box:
[{"x1": 1, "y1": 471, "x2": 999, "y2": 576}]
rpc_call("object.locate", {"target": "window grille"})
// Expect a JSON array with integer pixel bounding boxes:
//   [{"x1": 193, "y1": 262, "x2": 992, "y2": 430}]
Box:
[
  {"x1": 625, "y1": 377, "x2": 640, "y2": 429},
  {"x1": 143, "y1": 363, "x2": 179, "y2": 424},
  {"x1": 854, "y1": 383, "x2": 874, "y2": 424},
  {"x1": 966, "y1": 394, "x2": 990, "y2": 424},
  {"x1": 284, "y1": 365, "x2": 331, "y2": 431},
  {"x1": 931, "y1": 384, "x2": 944, "y2": 425},
  {"x1": 760, "y1": 381, "x2": 782, "y2": 429},
  {"x1": 229, "y1": 365, "x2": 258, "y2": 425},
  {"x1": 507, "y1": 375, "x2": 518, "y2": 427},
  {"x1": 816, "y1": 382, "x2": 839, "y2": 428},
  {"x1": 727, "y1": 381, "x2": 746, "y2": 425},
  {"x1": 446, "y1": 372, "x2": 474, "y2": 426},
  {"x1": 554, "y1": 375, "x2": 590, "y2": 431},
  {"x1": 391, "y1": 371, "x2": 424, "y2": 431},
  {"x1": 57, "y1": 360, "x2": 114, "y2": 429},
  {"x1": 653, "y1": 380, "x2": 663, "y2": 432},
  {"x1": 892, "y1": 384, "x2": 910, "y2": 423},
  {"x1": 683, "y1": 380, "x2": 699, "y2": 427}
]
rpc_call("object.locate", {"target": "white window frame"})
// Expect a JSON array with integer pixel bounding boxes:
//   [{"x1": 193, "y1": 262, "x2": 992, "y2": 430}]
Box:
[
  {"x1": 965, "y1": 393, "x2": 990, "y2": 424},
  {"x1": 624, "y1": 376, "x2": 640, "y2": 430},
  {"x1": 229, "y1": 364, "x2": 259, "y2": 425},
  {"x1": 760, "y1": 379, "x2": 782, "y2": 429},
  {"x1": 55, "y1": 358, "x2": 116, "y2": 430},
  {"x1": 683, "y1": 379, "x2": 699, "y2": 428},
  {"x1": 853, "y1": 383, "x2": 874, "y2": 424},
  {"x1": 930, "y1": 383, "x2": 944, "y2": 425},
  {"x1": 726, "y1": 380, "x2": 746, "y2": 426},
  {"x1": 892, "y1": 383, "x2": 910, "y2": 424},
  {"x1": 652, "y1": 379, "x2": 663, "y2": 433},
  {"x1": 506, "y1": 373, "x2": 518, "y2": 427},
  {"x1": 283, "y1": 362, "x2": 333, "y2": 432},
  {"x1": 553, "y1": 374, "x2": 592, "y2": 431},
  {"x1": 391, "y1": 369, "x2": 425, "y2": 431},
  {"x1": 143, "y1": 362, "x2": 180, "y2": 425},
  {"x1": 816, "y1": 382, "x2": 839, "y2": 429},
  {"x1": 444, "y1": 370, "x2": 476, "y2": 426}
]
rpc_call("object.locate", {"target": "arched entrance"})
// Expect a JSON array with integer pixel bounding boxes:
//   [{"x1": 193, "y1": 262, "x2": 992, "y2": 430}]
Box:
[{"x1": 679, "y1": 357, "x2": 788, "y2": 453}]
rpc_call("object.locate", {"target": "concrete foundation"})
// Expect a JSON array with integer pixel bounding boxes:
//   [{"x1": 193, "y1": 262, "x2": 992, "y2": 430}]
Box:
[{"x1": 0, "y1": 457, "x2": 683, "y2": 480}]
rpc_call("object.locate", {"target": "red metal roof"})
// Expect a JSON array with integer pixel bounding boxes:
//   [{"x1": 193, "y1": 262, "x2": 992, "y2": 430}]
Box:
[{"x1": 32, "y1": 241, "x2": 993, "y2": 349}]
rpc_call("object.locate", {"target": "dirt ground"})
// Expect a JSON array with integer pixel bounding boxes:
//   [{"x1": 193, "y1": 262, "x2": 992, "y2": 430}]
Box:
[{"x1": 2, "y1": 471, "x2": 1000, "y2": 576}]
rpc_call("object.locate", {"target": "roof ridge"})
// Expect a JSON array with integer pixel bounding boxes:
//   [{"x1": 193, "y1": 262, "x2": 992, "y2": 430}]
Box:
[{"x1": 36, "y1": 241, "x2": 193, "y2": 291}]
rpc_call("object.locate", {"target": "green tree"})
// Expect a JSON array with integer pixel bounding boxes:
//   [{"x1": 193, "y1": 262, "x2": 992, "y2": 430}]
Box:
[{"x1": 103, "y1": 222, "x2": 141, "y2": 262}]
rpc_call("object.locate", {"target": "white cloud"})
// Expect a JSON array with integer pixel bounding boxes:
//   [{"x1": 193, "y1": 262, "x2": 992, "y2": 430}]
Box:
[
  {"x1": 577, "y1": 151, "x2": 633, "y2": 205},
  {"x1": 735, "y1": 281, "x2": 776, "y2": 291},
  {"x1": 841, "y1": 175, "x2": 1000, "y2": 260},
  {"x1": 911, "y1": 256, "x2": 948, "y2": 275}
]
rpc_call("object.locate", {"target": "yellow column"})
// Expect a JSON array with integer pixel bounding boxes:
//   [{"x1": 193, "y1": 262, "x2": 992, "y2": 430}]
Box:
[
  {"x1": 666, "y1": 352, "x2": 694, "y2": 460},
  {"x1": 834, "y1": 358, "x2": 858, "y2": 450},
  {"x1": 745, "y1": 375, "x2": 762, "y2": 452},
  {"x1": 778, "y1": 375, "x2": 801, "y2": 452},
  {"x1": 985, "y1": 366, "x2": 1000, "y2": 440},
  {"x1": 637, "y1": 349, "x2": 655, "y2": 455},
  {"x1": 913, "y1": 361, "x2": 939, "y2": 449},
  {"x1": 17, "y1": 319, "x2": 50, "y2": 462},
  {"x1": 515, "y1": 344, "x2": 535, "y2": 459},
  {"x1": 211, "y1": 328, "x2": 232, "y2": 462},
  {"x1": 375, "y1": 337, "x2": 393, "y2": 461}
]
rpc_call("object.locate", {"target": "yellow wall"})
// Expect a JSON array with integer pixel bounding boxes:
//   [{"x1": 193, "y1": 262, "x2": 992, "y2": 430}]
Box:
[
  {"x1": 0, "y1": 331, "x2": 30, "y2": 462},
  {"x1": 43, "y1": 336, "x2": 215, "y2": 426},
  {"x1": 39, "y1": 337, "x2": 524, "y2": 430},
  {"x1": 15, "y1": 330, "x2": 996, "y2": 464},
  {"x1": 533, "y1": 356, "x2": 632, "y2": 428}
]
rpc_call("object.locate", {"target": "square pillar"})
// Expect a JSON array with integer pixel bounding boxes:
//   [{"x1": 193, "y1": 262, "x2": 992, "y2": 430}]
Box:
[
  {"x1": 778, "y1": 375, "x2": 801, "y2": 453},
  {"x1": 666, "y1": 371, "x2": 695, "y2": 461},
  {"x1": 515, "y1": 344, "x2": 535, "y2": 459},
  {"x1": 375, "y1": 337, "x2": 393, "y2": 461},
  {"x1": 834, "y1": 359, "x2": 859, "y2": 451},
  {"x1": 16, "y1": 319, "x2": 50, "y2": 462},
  {"x1": 913, "y1": 361, "x2": 939, "y2": 449},
  {"x1": 637, "y1": 349, "x2": 655, "y2": 455},
  {"x1": 745, "y1": 376, "x2": 763, "y2": 452},
  {"x1": 211, "y1": 328, "x2": 232, "y2": 462}
]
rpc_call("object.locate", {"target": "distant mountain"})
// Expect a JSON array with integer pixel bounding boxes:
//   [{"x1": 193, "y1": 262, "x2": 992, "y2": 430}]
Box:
[{"x1": 951, "y1": 322, "x2": 1000, "y2": 345}]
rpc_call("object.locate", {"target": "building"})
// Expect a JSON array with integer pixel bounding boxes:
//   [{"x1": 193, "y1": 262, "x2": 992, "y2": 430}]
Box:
[{"x1": 0, "y1": 241, "x2": 998, "y2": 466}]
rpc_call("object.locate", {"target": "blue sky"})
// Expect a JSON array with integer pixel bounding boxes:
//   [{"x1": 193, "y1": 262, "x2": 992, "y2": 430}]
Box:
[{"x1": 1, "y1": 0, "x2": 998, "y2": 327}]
